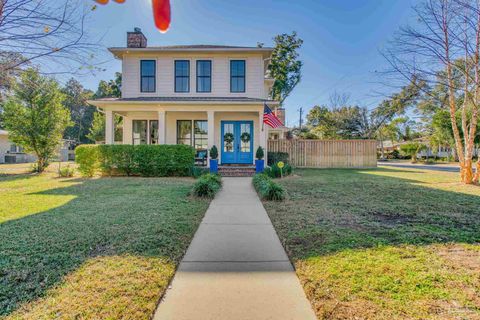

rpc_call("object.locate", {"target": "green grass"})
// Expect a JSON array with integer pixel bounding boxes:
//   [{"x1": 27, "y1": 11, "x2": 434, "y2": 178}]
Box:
[
  {"x1": 263, "y1": 167, "x2": 480, "y2": 319},
  {"x1": 0, "y1": 167, "x2": 209, "y2": 319}
]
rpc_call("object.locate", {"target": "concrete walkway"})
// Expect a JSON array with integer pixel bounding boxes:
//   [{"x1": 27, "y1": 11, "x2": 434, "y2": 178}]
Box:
[{"x1": 154, "y1": 177, "x2": 316, "y2": 320}]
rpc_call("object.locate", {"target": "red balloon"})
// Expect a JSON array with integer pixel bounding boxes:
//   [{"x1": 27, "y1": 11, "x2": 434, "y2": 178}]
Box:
[{"x1": 152, "y1": 0, "x2": 171, "y2": 33}]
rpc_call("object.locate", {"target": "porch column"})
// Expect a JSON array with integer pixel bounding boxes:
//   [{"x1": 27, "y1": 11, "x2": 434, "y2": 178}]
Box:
[
  {"x1": 259, "y1": 110, "x2": 267, "y2": 167},
  {"x1": 207, "y1": 110, "x2": 215, "y2": 167},
  {"x1": 158, "y1": 111, "x2": 166, "y2": 144},
  {"x1": 123, "y1": 116, "x2": 132, "y2": 144},
  {"x1": 105, "y1": 110, "x2": 114, "y2": 145}
]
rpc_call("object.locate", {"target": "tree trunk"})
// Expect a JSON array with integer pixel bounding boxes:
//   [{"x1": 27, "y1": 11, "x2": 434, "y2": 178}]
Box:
[
  {"x1": 36, "y1": 157, "x2": 47, "y2": 173},
  {"x1": 460, "y1": 160, "x2": 474, "y2": 184},
  {"x1": 474, "y1": 161, "x2": 480, "y2": 183}
]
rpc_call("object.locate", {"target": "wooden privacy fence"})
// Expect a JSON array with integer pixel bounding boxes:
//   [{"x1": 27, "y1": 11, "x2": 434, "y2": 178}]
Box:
[{"x1": 267, "y1": 140, "x2": 377, "y2": 168}]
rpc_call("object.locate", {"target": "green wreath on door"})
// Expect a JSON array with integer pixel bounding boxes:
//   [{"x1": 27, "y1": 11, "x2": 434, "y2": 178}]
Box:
[{"x1": 240, "y1": 132, "x2": 251, "y2": 143}]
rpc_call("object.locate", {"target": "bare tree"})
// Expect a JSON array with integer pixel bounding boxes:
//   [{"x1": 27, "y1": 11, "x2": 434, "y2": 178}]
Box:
[
  {"x1": 384, "y1": 0, "x2": 480, "y2": 184},
  {"x1": 0, "y1": 0, "x2": 102, "y2": 75},
  {"x1": 328, "y1": 91, "x2": 351, "y2": 109}
]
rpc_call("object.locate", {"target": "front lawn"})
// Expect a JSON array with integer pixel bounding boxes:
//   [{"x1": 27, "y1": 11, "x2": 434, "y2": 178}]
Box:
[
  {"x1": 0, "y1": 165, "x2": 209, "y2": 319},
  {"x1": 263, "y1": 167, "x2": 480, "y2": 319}
]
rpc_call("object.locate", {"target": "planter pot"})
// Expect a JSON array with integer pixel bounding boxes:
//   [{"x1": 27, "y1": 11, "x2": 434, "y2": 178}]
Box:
[
  {"x1": 209, "y1": 159, "x2": 218, "y2": 173},
  {"x1": 255, "y1": 159, "x2": 265, "y2": 173}
]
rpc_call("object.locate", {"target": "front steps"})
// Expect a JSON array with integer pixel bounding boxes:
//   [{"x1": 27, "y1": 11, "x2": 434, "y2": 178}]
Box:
[{"x1": 218, "y1": 166, "x2": 255, "y2": 177}]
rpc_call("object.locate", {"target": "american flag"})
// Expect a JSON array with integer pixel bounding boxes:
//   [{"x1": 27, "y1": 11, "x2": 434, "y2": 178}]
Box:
[{"x1": 263, "y1": 104, "x2": 284, "y2": 128}]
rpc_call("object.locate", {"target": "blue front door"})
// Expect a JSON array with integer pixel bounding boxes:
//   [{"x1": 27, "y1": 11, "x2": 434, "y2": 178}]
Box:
[{"x1": 221, "y1": 121, "x2": 253, "y2": 164}]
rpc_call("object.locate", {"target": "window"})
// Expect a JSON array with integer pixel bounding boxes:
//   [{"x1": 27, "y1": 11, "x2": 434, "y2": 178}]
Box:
[
  {"x1": 230, "y1": 60, "x2": 245, "y2": 92},
  {"x1": 194, "y1": 120, "x2": 208, "y2": 150},
  {"x1": 177, "y1": 120, "x2": 208, "y2": 150},
  {"x1": 196, "y1": 60, "x2": 211, "y2": 92},
  {"x1": 175, "y1": 60, "x2": 190, "y2": 92},
  {"x1": 150, "y1": 120, "x2": 159, "y2": 145},
  {"x1": 177, "y1": 120, "x2": 192, "y2": 145},
  {"x1": 140, "y1": 60, "x2": 156, "y2": 92},
  {"x1": 133, "y1": 120, "x2": 148, "y2": 145}
]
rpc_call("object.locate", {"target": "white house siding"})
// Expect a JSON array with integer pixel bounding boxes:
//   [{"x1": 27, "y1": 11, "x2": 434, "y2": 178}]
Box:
[{"x1": 121, "y1": 53, "x2": 266, "y2": 99}]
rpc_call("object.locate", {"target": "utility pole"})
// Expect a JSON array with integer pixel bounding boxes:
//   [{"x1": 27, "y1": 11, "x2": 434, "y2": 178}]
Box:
[{"x1": 298, "y1": 107, "x2": 303, "y2": 130}]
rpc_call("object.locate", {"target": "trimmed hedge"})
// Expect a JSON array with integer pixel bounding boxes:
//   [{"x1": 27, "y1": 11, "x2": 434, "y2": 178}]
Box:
[
  {"x1": 252, "y1": 174, "x2": 285, "y2": 201},
  {"x1": 264, "y1": 162, "x2": 293, "y2": 178},
  {"x1": 192, "y1": 173, "x2": 222, "y2": 198},
  {"x1": 75, "y1": 145, "x2": 99, "y2": 177},
  {"x1": 267, "y1": 152, "x2": 289, "y2": 166},
  {"x1": 75, "y1": 144, "x2": 195, "y2": 177}
]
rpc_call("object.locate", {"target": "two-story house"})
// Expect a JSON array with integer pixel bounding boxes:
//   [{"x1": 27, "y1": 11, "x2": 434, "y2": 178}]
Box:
[{"x1": 88, "y1": 28, "x2": 279, "y2": 167}]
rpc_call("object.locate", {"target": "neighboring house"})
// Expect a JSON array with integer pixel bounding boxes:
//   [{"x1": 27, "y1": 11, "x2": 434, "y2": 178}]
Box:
[
  {"x1": 88, "y1": 28, "x2": 279, "y2": 167},
  {"x1": 267, "y1": 107, "x2": 290, "y2": 140},
  {"x1": 0, "y1": 130, "x2": 36, "y2": 164},
  {"x1": 0, "y1": 130, "x2": 75, "y2": 164}
]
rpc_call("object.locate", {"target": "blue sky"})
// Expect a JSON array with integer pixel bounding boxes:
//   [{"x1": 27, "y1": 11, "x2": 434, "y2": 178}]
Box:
[{"x1": 82, "y1": 0, "x2": 419, "y2": 126}]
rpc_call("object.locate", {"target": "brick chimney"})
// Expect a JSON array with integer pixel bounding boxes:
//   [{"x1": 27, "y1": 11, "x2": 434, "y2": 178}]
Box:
[
  {"x1": 127, "y1": 27, "x2": 147, "y2": 48},
  {"x1": 274, "y1": 108, "x2": 286, "y2": 126}
]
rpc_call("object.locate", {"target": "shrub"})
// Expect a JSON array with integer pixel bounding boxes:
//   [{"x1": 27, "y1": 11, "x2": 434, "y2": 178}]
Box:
[
  {"x1": 134, "y1": 145, "x2": 195, "y2": 177},
  {"x1": 267, "y1": 152, "x2": 289, "y2": 166},
  {"x1": 210, "y1": 145, "x2": 218, "y2": 160},
  {"x1": 59, "y1": 165, "x2": 75, "y2": 177},
  {"x1": 75, "y1": 145, "x2": 100, "y2": 177},
  {"x1": 75, "y1": 144, "x2": 195, "y2": 177},
  {"x1": 192, "y1": 173, "x2": 222, "y2": 198},
  {"x1": 264, "y1": 162, "x2": 293, "y2": 178},
  {"x1": 252, "y1": 174, "x2": 285, "y2": 201},
  {"x1": 256, "y1": 146, "x2": 264, "y2": 160},
  {"x1": 191, "y1": 166, "x2": 209, "y2": 178},
  {"x1": 98, "y1": 145, "x2": 136, "y2": 176}
]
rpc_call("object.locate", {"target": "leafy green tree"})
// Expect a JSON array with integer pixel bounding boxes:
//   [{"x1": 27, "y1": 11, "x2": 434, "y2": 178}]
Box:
[
  {"x1": 268, "y1": 32, "x2": 303, "y2": 106},
  {"x1": 400, "y1": 142, "x2": 427, "y2": 163},
  {"x1": 62, "y1": 79, "x2": 94, "y2": 143},
  {"x1": 2, "y1": 68, "x2": 72, "y2": 172},
  {"x1": 88, "y1": 72, "x2": 122, "y2": 143}
]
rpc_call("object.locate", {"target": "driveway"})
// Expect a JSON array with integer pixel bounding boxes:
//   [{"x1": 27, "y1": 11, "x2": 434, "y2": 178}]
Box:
[{"x1": 154, "y1": 177, "x2": 316, "y2": 320}]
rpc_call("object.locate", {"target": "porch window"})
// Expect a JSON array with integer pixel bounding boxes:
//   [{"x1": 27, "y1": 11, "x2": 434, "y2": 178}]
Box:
[
  {"x1": 194, "y1": 120, "x2": 208, "y2": 150},
  {"x1": 150, "y1": 120, "x2": 159, "y2": 144},
  {"x1": 230, "y1": 60, "x2": 245, "y2": 92},
  {"x1": 133, "y1": 120, "x2": 148, "y2": 145},
  {"x1": 175, "y1": 60, "x2": 190, "y2": 92},
  {"x1": 196, "y1": 60, "x2": 211, "y2": 92},
  {"x1": 177, "y1": 120, "x2": 192, "y2": 145},
  {"x1": 140, "y1": 60, "x2": 156, "y2": 92},
  {"x1": 176, "y1": 120, "x2": 208, "y2": 150}
]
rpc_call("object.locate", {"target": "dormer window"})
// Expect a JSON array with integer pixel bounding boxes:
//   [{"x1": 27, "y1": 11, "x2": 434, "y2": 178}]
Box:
[
  {"x1": 230, "y1": 60, "x2": 246, "y2": 93},
  {"x1": 175, "y1": 60, "x2": 190, "y2": 92},
  {"x1": 140, "y1": 60, "x2": 156, "y2": 93}
]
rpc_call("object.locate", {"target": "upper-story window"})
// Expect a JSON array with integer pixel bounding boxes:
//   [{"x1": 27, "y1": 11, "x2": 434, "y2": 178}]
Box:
[
  {"x1": 196, "y1": 60, "x2": 212, "y2": 93},
  {"x1": 175, "y1": 60, "x2": 190, "y2": 92},
  {"x1": 140, "y1": 60, "x2": 156, "y2": 92},
  {"x1": 230, "y1": 60, "x2": 246, "y2": 93}
]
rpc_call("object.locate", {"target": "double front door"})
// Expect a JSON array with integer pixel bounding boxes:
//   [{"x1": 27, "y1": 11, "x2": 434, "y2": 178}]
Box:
[{"x1": 221, "y1": 121, "x2": 253, "y2": 164}]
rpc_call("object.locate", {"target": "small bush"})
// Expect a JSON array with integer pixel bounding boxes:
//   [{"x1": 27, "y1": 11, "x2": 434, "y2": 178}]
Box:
[
  {"x1": 192, "y1": 173, "x2": 222, "y2": 198},
  {"x1": 75, "y1": 145, "x2": 99, "y2": 177},
  {"x1": 264, "y1": 162, "x2": 292, "y2": 178},
  {"x1": 210, "y1": 145, "x2": 218, "y2": 160},
  {"x1": 252, "y1": 174, "x2": 285, "y2": 201},
  {"x1": 59, "y1": 165, "x2": 75, "y2": 177},
  {"x1": 256, "y1": 146, "x2": 264, "y2": 160},
  {"x1": 191, "y1": 166, "x2": 209, "y2": 178},
  {"x1": 267, "y1": 152, "x2": 289, "y2": 166}
]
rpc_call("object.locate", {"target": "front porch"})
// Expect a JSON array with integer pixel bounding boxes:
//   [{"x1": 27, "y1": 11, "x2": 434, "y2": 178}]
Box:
[{"x1": 100, "y1": 103, "x2": 269, "y2": 167}]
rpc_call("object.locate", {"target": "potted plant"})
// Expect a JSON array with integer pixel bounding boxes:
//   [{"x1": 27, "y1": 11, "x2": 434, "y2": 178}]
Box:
[
  {"x1": 209, "y1": 145, "x2": 219, "y2": 173},
  {"x1": 255, "y1": 146, "x2": 265, "y2": 173}
]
